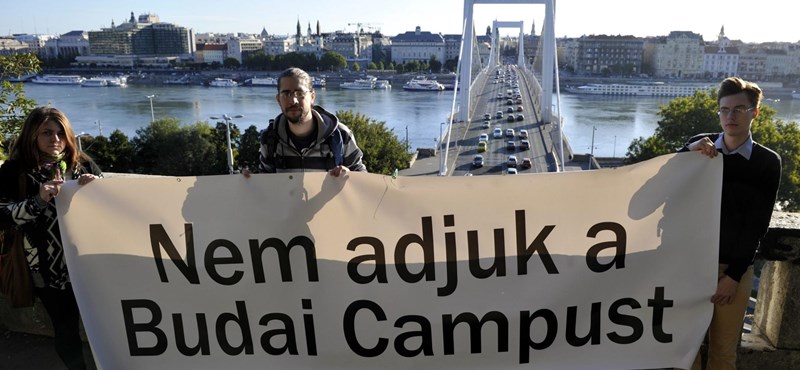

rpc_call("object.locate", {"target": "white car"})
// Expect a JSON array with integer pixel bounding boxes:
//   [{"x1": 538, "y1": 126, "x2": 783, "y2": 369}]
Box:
[
  {"x1": 505, "y1": 128, "x2": 515, "y2": 137},
  {"x1": 479, "y1": 133, "x2": 489, "y2": 142},
  {"x1": 493, "y1": 127, "x2": 503, "y2": 138},
  {"x1": 519, "y1": 129, "x2": 529, "y2": 138}
]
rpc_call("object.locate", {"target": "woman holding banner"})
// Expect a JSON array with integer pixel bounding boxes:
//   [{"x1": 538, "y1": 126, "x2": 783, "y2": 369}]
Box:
[{"x1": 0, "y1": 107, "x2": 102, "y2": 370}]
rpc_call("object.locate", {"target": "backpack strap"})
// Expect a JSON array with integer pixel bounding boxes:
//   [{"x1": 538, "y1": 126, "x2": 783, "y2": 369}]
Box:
[
  {"x1": 261, "y1": 121, "x2": 282, "y2": 170},
  {"x1": 326, "y1": 125, "x2": 345, "y2": 167}
]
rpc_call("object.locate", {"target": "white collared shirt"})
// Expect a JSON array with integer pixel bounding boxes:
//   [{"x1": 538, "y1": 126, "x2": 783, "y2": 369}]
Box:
[{"x1": 714, "y1": 133, "x2": 753, "y2": 160}]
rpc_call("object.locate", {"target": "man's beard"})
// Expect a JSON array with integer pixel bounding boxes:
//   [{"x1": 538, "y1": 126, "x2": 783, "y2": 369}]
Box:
[{"x1": 284, "y1": 105, "x2": 306, "y2": 124}]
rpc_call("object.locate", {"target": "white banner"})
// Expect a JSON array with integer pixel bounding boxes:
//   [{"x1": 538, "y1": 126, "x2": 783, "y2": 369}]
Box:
[{"x1": 57, "y1": 153, "x2": 721, "y2": 370}]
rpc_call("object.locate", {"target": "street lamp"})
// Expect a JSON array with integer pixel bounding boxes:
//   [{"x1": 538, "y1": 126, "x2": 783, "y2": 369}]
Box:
[
  {"x1": 588, "y1": 126, "x2": 597, "y2": 169},
  {"x1": 76, "y1": 132, "x2": 90, "y2": 152},
  {"x1": 146, "y1": 95, "x2": 156, "y2": 122},
  {"x1": 210, "y1": 114, "x2": 244, "y2": 174}
]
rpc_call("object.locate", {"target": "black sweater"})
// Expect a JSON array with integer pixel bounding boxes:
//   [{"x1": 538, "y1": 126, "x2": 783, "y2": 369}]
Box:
[{"x1": 683, "y1": 133, "x2": 781, "y2": 281}]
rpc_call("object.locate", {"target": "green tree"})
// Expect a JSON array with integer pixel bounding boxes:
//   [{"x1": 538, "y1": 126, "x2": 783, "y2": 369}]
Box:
[
  {"x1": 335, "y1": 110, "x2": 412, "y2": 175},
  {"x1": 223, "y1": 57, "x2": 241, "y2": 69},
  {"x1": 0, "y1": 53, "x2": 41, "y2": 154},
  {"x1": 108, "y1": 129, "x2": 134, "y2": 172},
  {"x1": 320, "y1": 51, "x2": 347, "y2": 71},
  {"x1": 429, "y1": 55, "x2": 442, "y2": 73},
  {"x1": 352, "y1": 63, "x2": 361, "y2": 72},
  {"x1": 625, "y1": 90, "x2": 800, "y2": 210},
  {"x1": 239, "y1": 125, "x2": 262, "y2": 171},
  {"x1": 368, "y1": 62, "x2": 378, "y2": 70},
  {"x1": 131, "y1": 118, "x2": 224, "y2": 176}
]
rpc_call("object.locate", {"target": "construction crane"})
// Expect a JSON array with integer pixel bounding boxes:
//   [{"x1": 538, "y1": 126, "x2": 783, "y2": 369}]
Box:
[{"x1": 347, "y1": 22, "x2": 382, "y2": 35}]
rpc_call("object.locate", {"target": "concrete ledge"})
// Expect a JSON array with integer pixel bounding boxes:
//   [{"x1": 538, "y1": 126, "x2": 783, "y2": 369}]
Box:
[{"x1": 739, "y1": 333, "x2": 800, "y2": 369}]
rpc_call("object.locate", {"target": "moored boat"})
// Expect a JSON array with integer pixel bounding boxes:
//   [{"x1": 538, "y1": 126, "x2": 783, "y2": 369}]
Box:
[
  {"x1": 566, "y1": 82, "x2": 715, "y2": 97},
  {"x1": 792, "y1": 91, "x2": 800, "y2": 100},
  {"x1": 340, "y1": 77, "x2": 376, "y2": 90},
  {"x1": 244, "y1": 77, "x2": 278, "y2": 87},
  {"x1": 81, "y1": 77, "x2": 108, "y2": 87},
  {"x1": 403, "y1": 76, "x2": 445, "y2": 91},
  {"x1": 209, "y1": 78, "x2": 238, "y2": 87},
  {"x1": 31, "y1": 74, "x2": 85, "y2": 85}
]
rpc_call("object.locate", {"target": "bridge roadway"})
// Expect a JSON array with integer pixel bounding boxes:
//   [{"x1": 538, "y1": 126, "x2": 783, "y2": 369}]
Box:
[{"x1": 445, "y1": 64, "x2": 557, "y2": 176}]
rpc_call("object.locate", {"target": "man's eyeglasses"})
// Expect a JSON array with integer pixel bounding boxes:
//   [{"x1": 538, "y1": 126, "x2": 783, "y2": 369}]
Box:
[
  {"x1": 278, "y1": 90, "x2": 311, "y2": 100},
  {"x1": 717, "y1": 107, "x2": 754, "y2": 116}
]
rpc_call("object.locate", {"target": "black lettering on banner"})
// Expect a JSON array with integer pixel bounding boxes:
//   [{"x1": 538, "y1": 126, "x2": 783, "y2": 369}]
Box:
[
  {"x1": 607, "y1": 298, "x2": 643, "y2": 344},
  {"x1": 343, "y1": 300, "x2": 388, "y2": 357},
  {"x1": 346, "y1": 236, "x2": 388, "y2": 284},
  {"x1": 518, "y1": 309, "x2": 558, "y2": 364},
  {"x1": 172, "y1": 312, "x2": 210, "y2": 356},
  {"x1": 395, "y1": 216, "x2": 435, "y2": 284},
  {"x1": 150, "y1": 224, "x2": 200, "y2": 284},
  {"x1": 443, "y1": 311, "x2": 509, "y2": 355},
  {"x1": 438, "y1": 215, "x2": 459, "y2": 297},
  {"x1": 648, "y1": 287, "x2": 674, "y2": 343},
  {"x1": 250, "y1": 236, "x2": 319, "y2": 283},
  {"x1": 216, "y1": 301, "x2": 254, "y2": 355},
  {"x1": 467, "y1": 228, "x2": 507, "y2": 279},
  {"x1": 566, "y1": 303, "x2": 601, "y2": 346},
  {"x1": 393, "y1": 315, "x2": 434, "y2": 357},
  {"x1": 585, "y1": 222, "x2": 627, "y2": 272},
  {"x1": 258, "y1": 313, "x2": 299, "y2": 355},
  {"x1": 302, "y1": 299, "x2": 318, "y2": 356},
  {"x1": 515, "y1": 210, "x2": 559, "y2": 274},
  {"x1": 205, "y1": 239, "x2": 244, "y2": 285},
  {"x1": 122, "y1": 299, "x2": 168, "y2": 356}
]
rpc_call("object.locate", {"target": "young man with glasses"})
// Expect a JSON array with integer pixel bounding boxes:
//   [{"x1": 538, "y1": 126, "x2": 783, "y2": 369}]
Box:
[
  {"x1": 250, "y1": 67, "x2": 366, "y2": 175},
  {"x1": 679, "y1": 77, "x2": 781, "y2": 369}
]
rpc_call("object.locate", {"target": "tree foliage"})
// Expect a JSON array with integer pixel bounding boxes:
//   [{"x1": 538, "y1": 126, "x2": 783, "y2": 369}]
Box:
[
  {"x1": 625, "y1": 90, "x2": 800, "y2": 210},
  {"x1": 335, "y1": 110, "x2": 411, "y2": 175},
  {"x1": 0, "y1": 53, "x2": 41, "y2": 156}
]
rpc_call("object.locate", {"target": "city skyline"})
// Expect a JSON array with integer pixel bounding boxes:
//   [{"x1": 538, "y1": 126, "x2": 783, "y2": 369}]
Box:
[{"x1": 3, "y1": 0, "x2": 797, "y2": 44}]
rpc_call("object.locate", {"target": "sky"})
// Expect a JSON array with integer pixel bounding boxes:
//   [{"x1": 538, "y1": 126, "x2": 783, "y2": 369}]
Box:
[{"x1": 2, "y1": 0, "x2": 797, "y2": 44}]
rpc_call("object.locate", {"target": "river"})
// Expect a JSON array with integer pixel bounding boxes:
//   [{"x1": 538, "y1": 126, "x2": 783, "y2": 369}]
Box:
[{"x1": 22, "y1": 84, "x2": 800, "y2": 158}]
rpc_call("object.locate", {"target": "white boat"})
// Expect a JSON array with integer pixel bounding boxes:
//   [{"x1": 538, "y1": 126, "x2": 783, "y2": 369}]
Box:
[
  {"x1": 81, "y1": 77, "x2": 108, "y2": 87},
  {"x1": 164, "y1": 75, "x2": 191, "y2": 85},
  {"x1": 103, "y1": 76, "x2": 127, "y2": 87},
  {"x1": 566, "y1": 82, "x2": 715, "y2": 97},
  {"x1": 312, "y1": 77, "x2": 326, "y2": 88},
  {"x1": 6, "y1": 73, "x2": 36, "y2": 82},
  {"x1": 209, "y1": 78, "x2": 238, "y2": 87},
  {"x1": 375, "y1": 80, "x2": 392, "y2": 89},
  {"x1": 245, "y1": 77, "x2": 278, "y2": 87},
  {"x1": 403, "y1": 76, "x2": 445, "y2": 91},
  {"x1": 792, "y1": 91, "x2": 800, "y2": 100},
  {"x1": 31, "y1": 75, "x2": 85, "y2": 85},
  {"x1": 340, "y1": 77, "x2": 376, "y2": 90}
]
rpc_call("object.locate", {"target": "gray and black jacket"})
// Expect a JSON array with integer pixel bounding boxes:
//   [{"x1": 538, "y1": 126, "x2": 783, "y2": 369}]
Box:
[{"x1": 258, "y1": 105, "x2": 367, "y2": 173}]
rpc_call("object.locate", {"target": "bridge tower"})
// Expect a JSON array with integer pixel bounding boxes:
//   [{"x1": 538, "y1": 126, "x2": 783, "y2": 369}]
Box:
[{"x1": 458, "y1": 0, "x2": 556, "y2": 123}]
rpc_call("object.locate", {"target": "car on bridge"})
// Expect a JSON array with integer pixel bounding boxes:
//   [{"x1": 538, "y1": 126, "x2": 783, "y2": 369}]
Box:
[
  {"x1": 507, "y1": 168, "x2": 518, "y2": 175},
  {"x1": 477, "y1": 141, "x2": 487, "y2": 152},
  {"x1": 516, "y1": 114, "x2": 524, "y2": 121},
  {"x1": 484, "y1": 113, "x2": 491, "y2": 120},
  {"x1": 496, "y1": 111, "x2": 503, "y2": 119},
  {"x1": 506, "y1": 128, "x2": 515, "y2": 137},
  {"x1": 507, "y1": 155, "x2": 518, "y2": 168},
  {"x1": 507, "y1": 107, "x2": 514, "y2": 113},
  {"x1": 516, "y1": 105, "x2": 524, "y2": 112},
  {"x1": 519, "y1": 129, "x2": 529, "y2": 138},
  {"x1": 507, "y1": 114, "x2": 515, "y2": 122},
  {"x1": 507, "y1": 140, "x2": 515, "y2": 151},
  {"x1": 479, "y1": 133, "x2": 489, "y2": 142},
  {"x1": 520, "y1": 140, "x2": 530, "y2": 151},
  {"x1": 493, "y1": 127, "x2": 503, "y2": 138},
  {"x1": 472, "y1": 155, "x2": 484, "y2": 168},
  {"x1": 482, "y1": 120, "x2": 491, "y2": 129},
  {"x1": 521, "y1": 158, "x2": 532, "y2": 169}
]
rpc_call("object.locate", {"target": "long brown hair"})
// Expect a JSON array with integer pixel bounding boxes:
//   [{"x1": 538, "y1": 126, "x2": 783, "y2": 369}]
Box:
[{"x1": 10, "y1": 107, "x2": 85, "y2": 171}]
